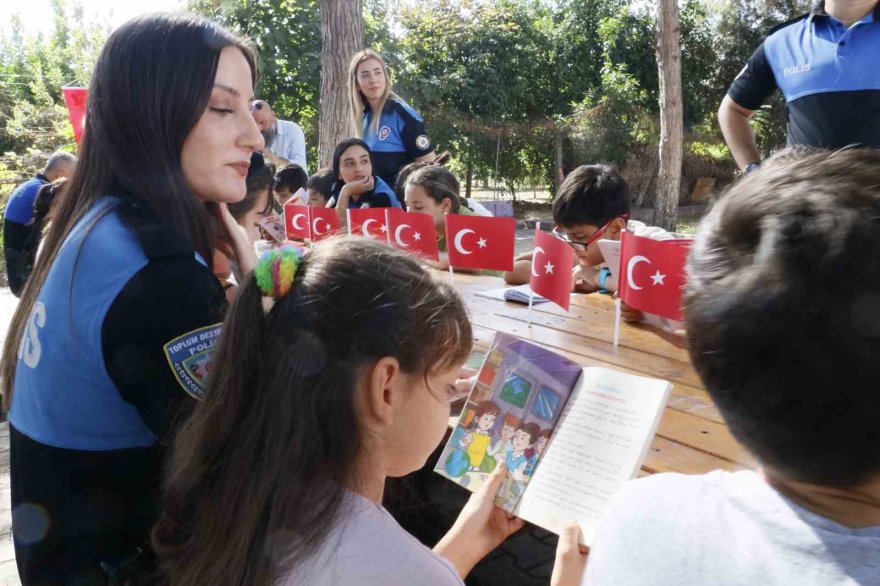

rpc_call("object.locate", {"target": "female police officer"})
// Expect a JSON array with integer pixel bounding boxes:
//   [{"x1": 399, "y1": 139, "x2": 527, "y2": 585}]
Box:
[
  {"x1": 0, "y1": 13, "x2": 262, "y2": 583},
  {"x1": 348, "y1": 49, "x2": 437, "y2": 205}
]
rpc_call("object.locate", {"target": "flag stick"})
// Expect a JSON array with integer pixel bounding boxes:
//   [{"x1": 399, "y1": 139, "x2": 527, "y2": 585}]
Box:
[
  {"x1": 448, "y1": 263, "x2": 454, "y2": 286},
  {"x1": 613, "y1": 297, "x2": 622, "y2": 347},
  {"x1": 528, "y1": 221, "x2": 540, "y2": 327},
  {"x1": 346, "y1": 208, "x2": 352, "y2": 239}
]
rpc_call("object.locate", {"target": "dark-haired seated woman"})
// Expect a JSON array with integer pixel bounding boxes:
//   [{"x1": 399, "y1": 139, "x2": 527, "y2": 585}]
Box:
[
  {"x1": 1, "y1": 13, "x2": 263, "y2": 582},
  {"x1": 329, "y1": 138, "x2": 401, "y2": 210}
]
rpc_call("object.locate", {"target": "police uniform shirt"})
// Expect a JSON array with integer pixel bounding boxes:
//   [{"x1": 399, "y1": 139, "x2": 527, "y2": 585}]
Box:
[
  {"x1": 8, "y1": 194, "x2": 226, "y2": 582},
  {"x1": 3, "y1": 174, "x2": 50, "y2": 296},
  {"x1": 4, "y1": 174, "x2": 49, "y2": 225},
  {"x1": 727, "y1": 1, "x2": 880, "y2": 149},
  {"x1": 363, "y1": 97, "x2": 433, "y2": 190},
  {"x1": 330, "y1": 176, "x2": 402, "y2": 209}
]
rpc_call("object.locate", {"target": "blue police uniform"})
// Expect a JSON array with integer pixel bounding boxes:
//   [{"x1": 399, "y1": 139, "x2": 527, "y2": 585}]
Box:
[
  {"x1": 3, "y1": 174, "x2": 50, "y2": 296},
  {"x1": 363, "y1": 97, "x2": 433, "y2": 194},
  {"x1": 727, "y1": 1, "x2": 880, "y2": 149},
  {"x1": 330, "y1": 176, "x2": 402, "y2": 209},
  {"x1": 4, "y1": 174, "x2": 49, "y2": 225},
  {"x1": 9, "y1": 194, "x2": 225, "y2": 582}
]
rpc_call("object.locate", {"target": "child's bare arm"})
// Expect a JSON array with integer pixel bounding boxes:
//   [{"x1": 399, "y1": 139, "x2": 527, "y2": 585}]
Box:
[{"x1": 504, "y1": 251, "x2": 535, "y2": 284}]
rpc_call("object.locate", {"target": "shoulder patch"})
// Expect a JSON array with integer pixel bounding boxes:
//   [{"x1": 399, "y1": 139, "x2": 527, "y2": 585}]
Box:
[
  {"x1": 163, "y1": 323, "x2": 223, "y2": 400},
  {"x1": 416, "y1": 135, "x2": 431, "y2": 150},
  {"x1": 378, "y1": 125, "x2": 391, "y2": 141}
]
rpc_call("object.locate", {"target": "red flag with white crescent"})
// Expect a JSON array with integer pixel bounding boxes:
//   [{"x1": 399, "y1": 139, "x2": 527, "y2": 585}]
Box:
[
  {"x1": 348, "y1": 207, "x2": 390, "y2": 242},
  {"x1": 308, "y1": 206, "x2": 341, "y2": 242},
  {"x1": 61, "y1": 87, "x2": 88, "y2": 143},
  {"x1": 385, "y1": 208, "x2": 439, "y2": 260},
  {"x1": 617, "y1": 232, "x2": 691, "y2": 321},
  {"x1": 283, "y1": 203, "x2": 310, "y2": 240},
  {"x1": 530, "y1": 228, "x2": 574, "y2": 310},
  {"x1": 445, "y1": 214, "x2": 515, "y2": 271}
]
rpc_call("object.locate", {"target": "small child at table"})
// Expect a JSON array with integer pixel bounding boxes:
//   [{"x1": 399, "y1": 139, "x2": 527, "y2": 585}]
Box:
[
  {"x1": 272, "y1": 164, "x2": 308, "y2": 209},
  {"x1": 305, "y1": 168, "x2": 334, "y2": 207},
  {"x1": 504, "y1": 164, "x2": 673, "y2": 294},
  {"x1": 577, "y1": 148, "x2": 880, "y2": 586}
]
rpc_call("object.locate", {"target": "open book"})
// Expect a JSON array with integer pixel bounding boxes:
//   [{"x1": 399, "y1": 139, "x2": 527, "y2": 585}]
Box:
[
  {"x1": 474, "y1": 284, "x2": 550, "y2": 304},
  {"x1": 435, "y1": 332, "x2": 671, "y2": 545}
]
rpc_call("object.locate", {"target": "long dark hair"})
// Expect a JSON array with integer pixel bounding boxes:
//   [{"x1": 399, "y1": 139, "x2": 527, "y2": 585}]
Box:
[
  {"x1": 229, "y1": 153, "x2": 275, "y2": 221},
  {"x1": 153, "y1": 238, "x2": 472, "y2": 586},
  {"x1": 1, "y1": 13, "x2": 256, "y2": 409}
]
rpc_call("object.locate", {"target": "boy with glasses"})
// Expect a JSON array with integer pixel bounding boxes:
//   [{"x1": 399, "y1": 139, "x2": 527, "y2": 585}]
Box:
[{"x1": 504, "y1": 165, "x2": 672, "y2": 294}]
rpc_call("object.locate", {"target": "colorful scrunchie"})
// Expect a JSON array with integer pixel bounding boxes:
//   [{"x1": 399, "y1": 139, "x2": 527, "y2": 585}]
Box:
[{"x1": 254, "y1": 245, "x2": 304, "y2": 300}]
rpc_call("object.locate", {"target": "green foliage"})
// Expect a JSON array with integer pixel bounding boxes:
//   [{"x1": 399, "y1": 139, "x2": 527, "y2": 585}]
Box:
[
  {"x1": 1, "y1": 0, "x2": 809, "y2": 204},
  {"x1": 188, "y1": 0, "x2": 323, "y2": 154}
]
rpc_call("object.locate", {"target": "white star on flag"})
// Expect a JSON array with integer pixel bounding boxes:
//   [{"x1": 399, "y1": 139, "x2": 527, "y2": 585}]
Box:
[
  {"x1": 544, "y1": 261, "x2": 554, "y2": 274},
  {"x1": 477, "y1": 237, "x2": 487, "y2": 248},
  {"x1": 413, "y1": 231, "x2": 422, "y2": 241},
  {"x1": 379, "y1": 224, "x2": 388, "y2": 233},
  {"x1": 650, "y1": 270, "x2": 666, "y2": 286}
]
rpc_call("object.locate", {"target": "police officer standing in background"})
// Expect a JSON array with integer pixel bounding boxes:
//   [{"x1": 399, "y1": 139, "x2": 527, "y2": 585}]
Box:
[
  {"x1": 3, "y1": 151, "x2": 76, "y2": 296},
  {"x1": 718, "y1": 0, "x2": 880, "y2": 173}
]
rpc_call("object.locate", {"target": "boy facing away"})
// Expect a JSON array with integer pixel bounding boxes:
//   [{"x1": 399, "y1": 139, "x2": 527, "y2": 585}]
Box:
[
  {"x1": 581, "y1": 149, "x2": 880, "y2": 585},
  {"x1": 504, "y1": 165, "x2": 672, "y2": 293}
]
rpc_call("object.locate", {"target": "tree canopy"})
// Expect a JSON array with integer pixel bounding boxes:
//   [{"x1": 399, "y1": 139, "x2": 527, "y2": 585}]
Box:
[{"x1": 1, "y1": 0, "x2": 812, "y2": 199}]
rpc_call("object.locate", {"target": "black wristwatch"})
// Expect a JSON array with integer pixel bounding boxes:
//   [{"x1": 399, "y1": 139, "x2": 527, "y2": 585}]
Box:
[{"x1": 744, "y1": 162, "x2": 761, "y2": 174}]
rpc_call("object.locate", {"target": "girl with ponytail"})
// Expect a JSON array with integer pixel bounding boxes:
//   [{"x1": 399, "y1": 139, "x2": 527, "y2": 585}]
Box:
[{"x1": 154, "y1": 238, "x2": 526, "y2": 586}]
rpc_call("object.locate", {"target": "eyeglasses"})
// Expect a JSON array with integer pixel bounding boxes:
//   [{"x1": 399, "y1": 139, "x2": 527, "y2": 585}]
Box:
[{"x1": 552, "y1": 214, "x2": 629, "y2": 251}]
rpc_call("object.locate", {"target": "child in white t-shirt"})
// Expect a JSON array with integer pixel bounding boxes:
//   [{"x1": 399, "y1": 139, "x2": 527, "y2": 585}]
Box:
[{"x1": 574, "y1": 149, "x2": 880, "y2": 586}]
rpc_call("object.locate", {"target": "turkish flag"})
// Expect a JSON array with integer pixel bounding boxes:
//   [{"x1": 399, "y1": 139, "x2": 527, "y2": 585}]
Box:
[
  {"x1": 348, "y1": 207, "x2": 389, "y2": 242},
  {"x1": 385, "y1": 208, "x2": 439, "y2": 260},
  {"x1": 284, "y1": 203, "x2": 311, "y2": 240},
  {"x1": 445, "y1": 214, "x2": 515, "y2": 271},
  {"x1": 617, "y1": 232, "x2": 691, "y2": 321},
  {"x1": 61, "y1": 87, "x2": 87, "y2": 143},
  {"x1": 530, "y1": 228, "x2": 574, "y2": 310},
  {"x1": 309, "y1": 206, "x2": 341, "y2": 242}
]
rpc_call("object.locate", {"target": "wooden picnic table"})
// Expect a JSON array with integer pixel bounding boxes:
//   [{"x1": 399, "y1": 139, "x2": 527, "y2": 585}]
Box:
[{"x1": 448, "y1": 271, "x2": 754, "y2": 477}]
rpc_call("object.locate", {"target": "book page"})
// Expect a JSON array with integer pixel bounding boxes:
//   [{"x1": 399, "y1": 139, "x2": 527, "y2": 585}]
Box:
[
  {"x1": 514, "y1": 367, "x2": 671, "y2": 545},
  {"x1": 435, "y1": 333, "x2": 582, "y2": 512}
]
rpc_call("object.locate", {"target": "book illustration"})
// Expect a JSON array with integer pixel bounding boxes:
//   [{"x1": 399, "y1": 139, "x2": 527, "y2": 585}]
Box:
[
  {"x1": 465, "y1": 350, "x2": 488, "y2": 370},
  {"x1": 435, "y1": 333, "x2": 583, "y2": 511},
  {"x1": 436, "y1": 332, "x2": 672, "y2": 544}
]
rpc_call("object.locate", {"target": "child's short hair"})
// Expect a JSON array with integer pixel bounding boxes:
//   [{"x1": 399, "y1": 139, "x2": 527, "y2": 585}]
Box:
[
  {"x1": 502, "y1": 413, "x2": 520, "y2": 428},
  {"x1": 517, "y1": 422, "x2": 540, "y2": 445},
  {"x1": 274, "y1": 164, "x2": 308, "y2": 194},
  {"x1": 474, "y1": 400, "x2": 501, "y2": 418},
  {"x1": 685, "y1": 148, "x2": 880, "y2": 487},
  {"x1": 306, "y1": 168, "x2": 335, "y2": 200},
  {"x1": 405, "y1": 165, "x2": 462, "y2": 213},
  {"x1": 552, "y1": 164, "x2": 631, "y2": 228}
]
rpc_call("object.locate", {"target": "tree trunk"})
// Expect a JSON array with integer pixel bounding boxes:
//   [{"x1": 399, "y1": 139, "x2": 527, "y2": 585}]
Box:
[
  {"x1": 654, "y1": 0, "x2": 683, "y2": 231},
  {"x1": 554, "y1": 124, "x2": 564, "y2": 194},
  {"x1": 318, "y1": 0, "x2": 364, "y2": 168},
  {"x1": 466, "y1": 151, "x2": 473, "y2": 200}
]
